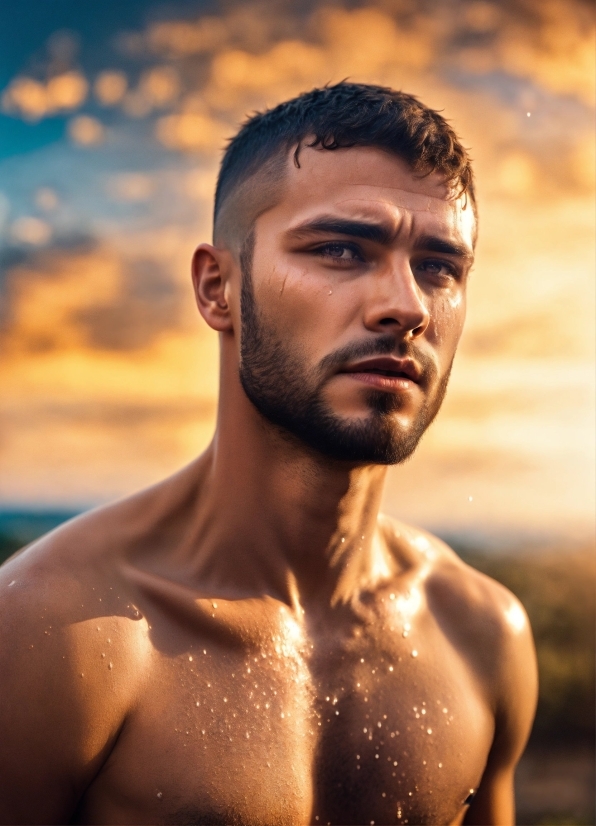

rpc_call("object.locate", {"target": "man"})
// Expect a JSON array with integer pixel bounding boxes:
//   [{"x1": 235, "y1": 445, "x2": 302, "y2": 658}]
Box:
[{"x1": 0, "y1": 83, "x2": 537, "y2": 825}]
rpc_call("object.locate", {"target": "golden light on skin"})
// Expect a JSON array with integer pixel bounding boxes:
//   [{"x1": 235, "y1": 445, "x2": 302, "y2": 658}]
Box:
[
  {"x1": 368, "y1": 534, "x2": 394, "y2": 586},
  {"x1": 504, "y1": 602, "x2": 527, "y2": 635},
  {"x1": 392, "y1": 586, "x2": 423, "y2": 624}
]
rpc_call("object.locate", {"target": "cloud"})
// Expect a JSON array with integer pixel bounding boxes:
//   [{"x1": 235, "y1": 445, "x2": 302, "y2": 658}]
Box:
[{"x1": 2, "y1": 71, "x2": 88, "y2": 121}]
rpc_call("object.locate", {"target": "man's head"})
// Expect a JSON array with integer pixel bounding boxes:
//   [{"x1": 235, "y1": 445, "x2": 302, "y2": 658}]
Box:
[{"x1": 194, "y1": 82, "x2": 476, "y2": 466}]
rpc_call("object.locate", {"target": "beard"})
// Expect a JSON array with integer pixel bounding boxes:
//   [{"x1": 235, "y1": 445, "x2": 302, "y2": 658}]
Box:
[{"x1": 238, "y1": 242, "x2": 453, "y2": 465}]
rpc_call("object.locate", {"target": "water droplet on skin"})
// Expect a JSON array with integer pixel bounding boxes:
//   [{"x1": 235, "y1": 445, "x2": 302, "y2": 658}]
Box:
[
  {"x1": 411, "y1": 650, "x2": 418, "y2": 658},
  {"x1": 223, "y1": 697, "x2": 228, "y2": 703},
  {"x1": 363, "y1": 727, "x2": 368, "y2": 733},
  {"x1": 402, "y1": 630, "x2": 409, "y2": 638},
  {"x1": 189, "y1": 655, "x2": 193, "y2": 662},
  {"x1": 427, "y1": 728, "x2": 433, "y2": 735},
  {"x1": 421, "y1": 709, "x2": 426, "y2": 715},
  {"x1": 394, "y1": 761, "x2": 398, "y2": 766},
  {"x1": 212, "y1": 602, "x2": 218, "y2": 609},
  {"x1": 203, "y1": 649, "x2": 207, "y2": 655},
  {"x1": 195, "y1": 701, "x2": 200, "y2": 707},
  {"x1": 388, "y1": 665, "x2": 394, "y2": 672},
  {"x1": 8, "y1": 581, "x2": 16, "y2": 587},
  {"x1": 360, "y1": 658, "x2": 365, "y2": 663},
  {"x1": 382, "y1": 792, "x2": 386, "y2": 798},
  {"x1": 328, "y1": 290, "x2": 332, "y2": 295},
  {"x1": 377, "y1": 722, "x2": 382, "y2": 728},
  {"x1": 442, "y1": 707, "x2": 448, "y2": 713},
  {"x1": 157, "y1": 791, "x2": 163, "y2": 799},
  {"x1": 101, "y1": 653, "x2": 105, "y2": 658},
  {"x1": 438, "y1": 762, "x2": 443, "y2": 768},
  {"x1": 108, "y1": 662, "x2": 113, "y2": 670},
  {"x1": 375, "y1": 754, "x2": 379, "y2": 759}
]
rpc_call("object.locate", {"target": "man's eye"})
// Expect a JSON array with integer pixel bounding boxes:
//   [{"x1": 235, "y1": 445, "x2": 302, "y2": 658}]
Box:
[
  {"x1": 416, "y1": 259, "x2": 456, "y2": 278},
  {"x1": 317, "y1": 243, "x2": 362, "y2": 262}
]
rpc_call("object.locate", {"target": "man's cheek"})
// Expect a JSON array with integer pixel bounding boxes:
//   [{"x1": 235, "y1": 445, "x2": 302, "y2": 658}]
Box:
[{"x1": 427, "y1": 293, "x2": 466, "y2": 346}]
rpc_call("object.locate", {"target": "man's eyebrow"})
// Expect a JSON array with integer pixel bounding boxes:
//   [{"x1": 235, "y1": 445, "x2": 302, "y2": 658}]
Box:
[
  {"x1": 415, "y1": 234, "x2": 474, "y2": 262},
  {"x1": 288, "y1": 216, "x2": 394, "y2": 245},
  {"x1": 287, "y1": 219, "x2": 475, "y2": 262}
]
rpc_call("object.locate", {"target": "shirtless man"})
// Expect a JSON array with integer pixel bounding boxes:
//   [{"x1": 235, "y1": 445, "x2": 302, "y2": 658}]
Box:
[{"x1": 0, "y1": 83, "x2": 537, "y2": 825}]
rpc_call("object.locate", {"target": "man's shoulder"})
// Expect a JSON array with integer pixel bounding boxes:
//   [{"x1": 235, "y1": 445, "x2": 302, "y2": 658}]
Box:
[
  {"x1": 0, "y1": 495, "x2": 159, "y2": 820},
  {"x1": 379, "y1": 514, "x2": 534, "y2": 663},
  {"x1": 0, "y1": 489, "x2": 166, "y2": 710}
]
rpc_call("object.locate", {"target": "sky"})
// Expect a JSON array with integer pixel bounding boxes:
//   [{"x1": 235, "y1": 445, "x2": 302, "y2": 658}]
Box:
[{"x1": 0, "y1": 0, "x2": 594, "y2": 544}]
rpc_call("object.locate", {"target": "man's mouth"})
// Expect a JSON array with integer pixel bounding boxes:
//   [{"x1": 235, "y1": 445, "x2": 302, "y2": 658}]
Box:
[{"x1": 339, "y1": 357, "x2": 423, "y2": 391}]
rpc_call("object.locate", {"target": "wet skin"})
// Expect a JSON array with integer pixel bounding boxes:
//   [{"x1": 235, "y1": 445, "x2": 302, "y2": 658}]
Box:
[{"x1": 0, "y1": 147, "x2": 537, "y2": 825}]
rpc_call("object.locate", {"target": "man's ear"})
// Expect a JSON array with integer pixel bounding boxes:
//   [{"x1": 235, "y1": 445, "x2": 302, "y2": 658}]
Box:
[{"x1": 191, "y1": 243, "x2": 234, "y2": 332}]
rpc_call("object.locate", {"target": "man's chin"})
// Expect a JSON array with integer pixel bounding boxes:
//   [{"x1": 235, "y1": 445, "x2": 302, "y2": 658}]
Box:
[{"x1": 290, "y1": 413, "x2": 425, "y2": 466}]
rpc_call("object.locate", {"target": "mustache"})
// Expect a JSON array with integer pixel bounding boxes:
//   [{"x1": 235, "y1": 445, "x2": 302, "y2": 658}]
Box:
[{"x1": 318, "y1": 335, "x2": 438, "y2": 384}]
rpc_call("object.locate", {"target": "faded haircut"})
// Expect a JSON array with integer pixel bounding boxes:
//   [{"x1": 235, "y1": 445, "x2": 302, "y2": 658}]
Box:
[{"x1": 213, "y1": 81, "x2": 476, "y2": 248}]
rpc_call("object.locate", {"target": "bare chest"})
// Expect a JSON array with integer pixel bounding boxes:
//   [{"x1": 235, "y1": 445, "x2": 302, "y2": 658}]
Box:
[{"x1": 79, "y1": 630, "x2": 493, "y2": 825}]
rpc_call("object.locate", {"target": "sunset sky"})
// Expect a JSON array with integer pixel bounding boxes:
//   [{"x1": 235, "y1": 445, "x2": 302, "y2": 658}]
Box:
[{"x1": 0, "y1": 0, "x2": 594, "y2": 544}]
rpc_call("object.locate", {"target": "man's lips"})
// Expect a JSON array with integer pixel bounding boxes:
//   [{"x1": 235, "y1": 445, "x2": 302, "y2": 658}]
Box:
[{"x1": 338, "y1": 357, "x2": 423, "y2": 391}]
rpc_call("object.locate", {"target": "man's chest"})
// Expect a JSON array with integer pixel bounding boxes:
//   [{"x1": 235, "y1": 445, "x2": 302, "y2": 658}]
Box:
[{"x1": 79, "y1": 630, "x2": 493, "y2": 825}]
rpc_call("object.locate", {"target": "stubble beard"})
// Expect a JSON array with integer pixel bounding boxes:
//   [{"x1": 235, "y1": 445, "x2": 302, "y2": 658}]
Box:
[{"x1": 238, "y1": 240, "x2": 453, "y2": 465}]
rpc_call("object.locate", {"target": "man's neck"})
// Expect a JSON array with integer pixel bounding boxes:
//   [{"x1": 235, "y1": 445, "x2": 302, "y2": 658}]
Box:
[{"x1": 185, "y1": 377, "x2": 394, "y2": 612}]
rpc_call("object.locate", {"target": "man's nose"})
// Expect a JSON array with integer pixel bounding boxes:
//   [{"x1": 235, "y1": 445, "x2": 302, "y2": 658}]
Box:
[{"x1": 362, "y1": 260, "x2": 430, "y2": 339}]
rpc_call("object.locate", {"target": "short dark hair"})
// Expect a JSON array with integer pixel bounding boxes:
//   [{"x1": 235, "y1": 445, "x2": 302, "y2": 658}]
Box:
[{"x1": 214, "y1": 81, "x2": 475, "y2": 229}]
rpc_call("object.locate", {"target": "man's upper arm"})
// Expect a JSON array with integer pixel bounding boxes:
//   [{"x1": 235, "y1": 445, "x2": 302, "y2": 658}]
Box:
[
  {"x1": 464, "y1": 592, "x2": 538, "y2": 826},
  {"x1": 0, "y1": 547, "x2": 133, "y2": 824}
]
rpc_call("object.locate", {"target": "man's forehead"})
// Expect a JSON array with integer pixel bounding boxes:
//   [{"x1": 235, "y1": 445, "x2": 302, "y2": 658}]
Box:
[
  {"x1": 277, "y1": 191, "x2": 475, "y2": 249},
  {"x1": 277, "y1": 146, "x2": 475, "y2": 240}
]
